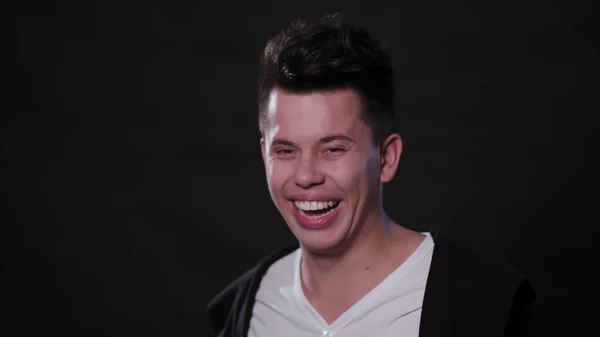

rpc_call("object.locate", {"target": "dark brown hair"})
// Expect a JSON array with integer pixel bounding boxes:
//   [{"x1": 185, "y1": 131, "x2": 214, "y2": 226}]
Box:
[{"x1": 257, "y1": 13, "x2": 395, "y2": 144}]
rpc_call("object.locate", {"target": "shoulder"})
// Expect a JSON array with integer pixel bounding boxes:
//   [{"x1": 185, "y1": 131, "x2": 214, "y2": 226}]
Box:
[
  {"x1": 206, "y1": 245, "x2": 299, "y2": 335},
  {"x1": 421, "y1": 230, "x2": 536, "y2": 336},
  {"x1": 430, "y1": 230, "x2": 535, "y2": 304},
  {"x1": 431, "y1": 230, "x2": 528, "y2": 286}
]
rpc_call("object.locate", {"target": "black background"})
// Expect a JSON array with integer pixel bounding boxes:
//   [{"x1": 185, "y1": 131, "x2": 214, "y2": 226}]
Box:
[{"x1": 4, "y1": 0, "x2": 599, "y2": 336}]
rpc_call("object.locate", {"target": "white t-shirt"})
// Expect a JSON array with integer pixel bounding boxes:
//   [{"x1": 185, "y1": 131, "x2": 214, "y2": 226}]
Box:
[{"x1": 248, "y1": 233, "x2": 435, "y2": 337}]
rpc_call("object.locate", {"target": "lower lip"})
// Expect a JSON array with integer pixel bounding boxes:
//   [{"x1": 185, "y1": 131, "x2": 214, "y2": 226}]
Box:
[{"x1": 292, "y1": 202, "x2": 342, "y2": 230}]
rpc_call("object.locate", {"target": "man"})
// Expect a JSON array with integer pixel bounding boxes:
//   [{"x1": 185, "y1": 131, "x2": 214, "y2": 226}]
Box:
[{"x1": 208, "y1": 13, "x2": 535, "y2": 337}]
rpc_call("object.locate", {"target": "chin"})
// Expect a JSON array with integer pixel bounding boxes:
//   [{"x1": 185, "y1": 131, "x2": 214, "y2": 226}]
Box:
[
  {"x1": 287, "y1": 214, "x2": 350, "y2": 255},
  {"x1": 297, "y1": 236, "x2": 347, "y2": 255}
]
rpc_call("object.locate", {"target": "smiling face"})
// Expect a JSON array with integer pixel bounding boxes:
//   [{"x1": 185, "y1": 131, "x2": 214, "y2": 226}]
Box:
[{"x1": 261, "y1": 87, "x2": 401, "y2": 254}]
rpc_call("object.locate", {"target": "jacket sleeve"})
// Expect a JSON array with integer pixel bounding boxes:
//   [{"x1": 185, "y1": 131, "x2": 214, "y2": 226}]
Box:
[
  {"x1": 207, "y1": 281, "x2": 239, "y2": 336},
  {"x1": 504, "y1": 279, "x2": 537, "y2": 337},
  {"x1": 207, "y1": 264, "x2": 265, "y2": 337}
]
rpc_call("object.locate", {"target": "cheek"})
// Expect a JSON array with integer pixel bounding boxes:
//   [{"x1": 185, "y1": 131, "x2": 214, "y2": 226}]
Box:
[
  {"x1": 323, "y1": 155, "x2": 378, "y2": 193},
  {"x1": 323, "y1": 159, "x2": 363, "y2": 188},
  {"x1": 266, "y1": 161, "x2": 293, "y2": 193},
  {"x1": 365, "y1": 154, "x2": 381, "y2": 181}
]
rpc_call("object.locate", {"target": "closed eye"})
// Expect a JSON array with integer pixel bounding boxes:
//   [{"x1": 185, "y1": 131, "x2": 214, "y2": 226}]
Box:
[
  {"x1": 326, "y1": 147, "x2": 346, "y2": 153},
  {"x1": 273, "y1": 148, "x2": 297, "y2": 158}
]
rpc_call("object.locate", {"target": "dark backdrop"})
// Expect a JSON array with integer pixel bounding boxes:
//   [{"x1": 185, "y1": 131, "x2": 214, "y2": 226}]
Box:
[{"x1": 4, "y1": 0, "x2": 598, "y2": 336}]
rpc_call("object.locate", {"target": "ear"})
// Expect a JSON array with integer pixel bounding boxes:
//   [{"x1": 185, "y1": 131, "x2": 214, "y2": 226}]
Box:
[{"x1": 379, "y1": 133, "x2": 403, "y2": 183}]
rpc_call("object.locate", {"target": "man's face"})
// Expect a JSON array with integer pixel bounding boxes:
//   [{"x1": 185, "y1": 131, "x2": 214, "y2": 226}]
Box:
[{"x1": 261, "y1": 87, "x2": 391, "y2": 254}]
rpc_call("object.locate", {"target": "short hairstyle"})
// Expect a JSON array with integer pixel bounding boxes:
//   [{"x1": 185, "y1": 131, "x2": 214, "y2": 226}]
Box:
[{"x1": 257, "y1": 13, "x2": 396, "y2": 144}]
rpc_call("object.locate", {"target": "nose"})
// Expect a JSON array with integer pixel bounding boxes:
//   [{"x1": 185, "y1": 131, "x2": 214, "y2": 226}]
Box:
[{"x1": 294, "y1": 154, "x2": 325, "y2": 188}]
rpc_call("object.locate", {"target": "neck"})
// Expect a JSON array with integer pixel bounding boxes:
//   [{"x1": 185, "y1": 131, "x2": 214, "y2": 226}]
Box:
[{"x1": 299, "y1": 211, "x2": 420, "y2": 301}]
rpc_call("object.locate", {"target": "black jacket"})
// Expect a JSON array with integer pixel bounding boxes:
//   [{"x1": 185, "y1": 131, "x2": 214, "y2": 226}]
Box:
[{"x1": 208, "y1": 230, "x2": 536, "y2": 337}]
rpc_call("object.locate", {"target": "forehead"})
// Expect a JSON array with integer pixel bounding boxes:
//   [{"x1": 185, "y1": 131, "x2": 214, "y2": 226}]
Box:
[{"x1": 264, "y1": 87, "x2": 369, "y2": 142}]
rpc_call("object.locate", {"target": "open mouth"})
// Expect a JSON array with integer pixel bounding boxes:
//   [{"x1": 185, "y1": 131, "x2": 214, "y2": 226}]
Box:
[{"x1": 294, "y1": 200, "x2": 341, "y2": 220}]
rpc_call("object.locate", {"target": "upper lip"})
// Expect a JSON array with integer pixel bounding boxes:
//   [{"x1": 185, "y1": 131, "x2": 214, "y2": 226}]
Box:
[{"x1": 290, "y1": 194, "x2": 342, "y2": 201}]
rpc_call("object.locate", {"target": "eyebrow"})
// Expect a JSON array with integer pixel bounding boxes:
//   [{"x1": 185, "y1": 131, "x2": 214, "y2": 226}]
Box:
[
  {"x1": 271, "y1": 134, "x2": 355, "y2": 147},
  {"x1": 320, "y1": 134, "x2": 354, "y2": 144}
]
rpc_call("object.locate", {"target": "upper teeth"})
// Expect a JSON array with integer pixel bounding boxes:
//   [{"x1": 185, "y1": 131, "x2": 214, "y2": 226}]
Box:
[{"x1": 295, "y1": 200, "x2": 338, "y2": 211}]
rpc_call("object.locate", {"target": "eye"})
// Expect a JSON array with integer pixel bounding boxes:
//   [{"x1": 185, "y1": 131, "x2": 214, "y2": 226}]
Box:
[
  {"x1": 273, "y1": 148, "x2": 296, "y2": 158},
  {"x1": 326, "y1": 147, "x2": 346, "y2": 153}
]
